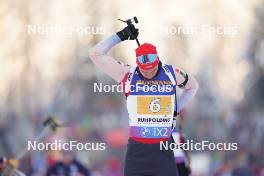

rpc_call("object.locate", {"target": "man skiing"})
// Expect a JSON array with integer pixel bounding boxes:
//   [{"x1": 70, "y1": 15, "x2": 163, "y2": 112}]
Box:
[{"x1": 88, "y1": 22, "x2": 198, "y2": 176}]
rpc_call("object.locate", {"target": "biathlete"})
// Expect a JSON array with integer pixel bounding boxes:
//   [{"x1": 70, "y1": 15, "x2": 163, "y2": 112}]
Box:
[{"x1": 88, "y1": 23, "x2": 198, "y2": 176}]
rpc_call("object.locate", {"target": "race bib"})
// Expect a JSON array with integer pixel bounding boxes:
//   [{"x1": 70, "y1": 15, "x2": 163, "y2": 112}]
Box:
[{"x1": 137, "y1": 96, "x2": 172, "y2": 115}]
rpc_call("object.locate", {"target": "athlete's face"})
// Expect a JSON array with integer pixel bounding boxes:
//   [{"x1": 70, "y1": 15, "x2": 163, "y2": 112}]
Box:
[{"x1": 139, "y1": 65, "x2": 159, "y2": 79}]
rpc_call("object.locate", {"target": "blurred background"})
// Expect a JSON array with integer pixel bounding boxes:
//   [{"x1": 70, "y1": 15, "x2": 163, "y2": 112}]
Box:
[{"x1": 0, "y1": 0, "x2": 263, "y2": 175}]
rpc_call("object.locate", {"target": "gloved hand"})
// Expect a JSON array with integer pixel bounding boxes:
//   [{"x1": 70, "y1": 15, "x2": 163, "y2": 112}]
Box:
[{"x1": 116, "y1": 24, "x2": 139, "y2": 41}]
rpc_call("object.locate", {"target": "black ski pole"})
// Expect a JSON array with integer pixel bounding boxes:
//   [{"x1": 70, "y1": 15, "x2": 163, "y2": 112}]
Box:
[{"x1": 118, "y1": 16, "x2": 140, "y2": 46}]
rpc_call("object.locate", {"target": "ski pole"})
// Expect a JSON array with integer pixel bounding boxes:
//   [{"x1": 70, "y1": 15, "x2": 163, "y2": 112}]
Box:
[{"x1": 118, "y1": 16, "x2": 140, "y2": 46}]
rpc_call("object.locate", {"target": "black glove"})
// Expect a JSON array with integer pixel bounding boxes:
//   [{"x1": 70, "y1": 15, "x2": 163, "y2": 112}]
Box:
[{"x1": 116, "y1": 24, "x2": 139, "y2": 41}]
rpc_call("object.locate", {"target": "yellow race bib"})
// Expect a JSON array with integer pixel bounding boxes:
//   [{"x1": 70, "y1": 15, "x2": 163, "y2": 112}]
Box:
[{"x1": 137, "y1": 96, "x2": 172, "y2": 115}]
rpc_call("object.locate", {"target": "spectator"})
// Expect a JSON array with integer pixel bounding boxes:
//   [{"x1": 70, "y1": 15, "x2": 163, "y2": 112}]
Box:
[{"x1": 46, "y1": 152, "x2": 90, "y2": 176}]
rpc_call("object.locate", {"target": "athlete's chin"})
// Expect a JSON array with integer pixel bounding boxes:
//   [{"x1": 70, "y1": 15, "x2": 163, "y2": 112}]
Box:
[
  {"x1": 143, "y1": 74, "x2": 155, "y2": 79},
  {"x1": 140, "y1": 71, "x2": 155, "y2": 79}
]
